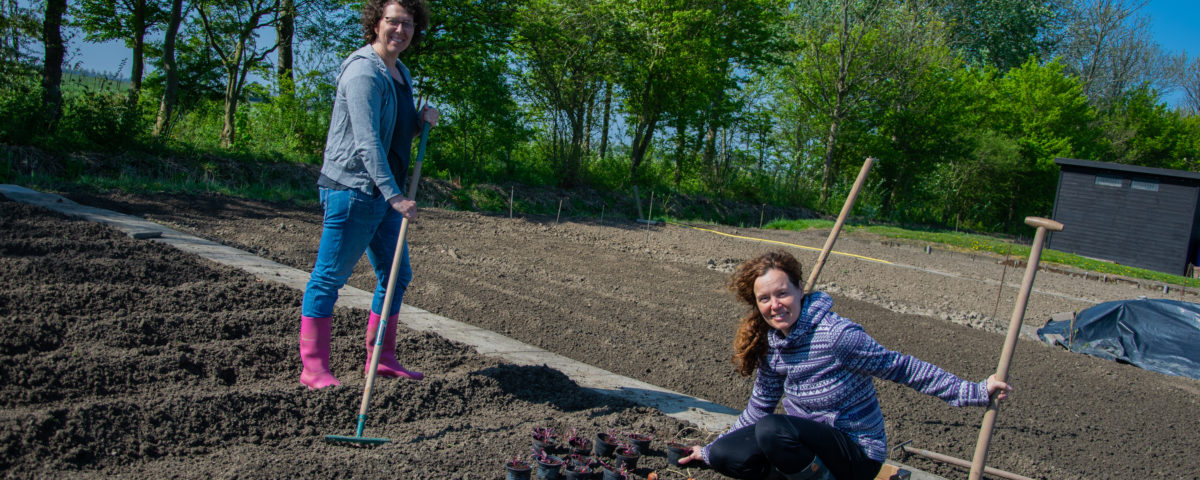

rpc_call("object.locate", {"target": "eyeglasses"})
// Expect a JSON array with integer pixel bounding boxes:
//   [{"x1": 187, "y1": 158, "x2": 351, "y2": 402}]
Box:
[{"x1": 383, "y1": 16, "x2": 415, "y2": 32}]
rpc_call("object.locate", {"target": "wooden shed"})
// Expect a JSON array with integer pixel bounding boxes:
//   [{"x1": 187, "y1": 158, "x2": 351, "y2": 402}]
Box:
[{"x1": 1050, "y1": 157, "x2": 1200, "y2": 276}]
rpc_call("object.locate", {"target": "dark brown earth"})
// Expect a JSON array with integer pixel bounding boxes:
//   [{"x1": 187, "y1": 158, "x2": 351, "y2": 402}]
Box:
[{"x1": 4, "y1": 189, "x2": 1200, "y2": 479}]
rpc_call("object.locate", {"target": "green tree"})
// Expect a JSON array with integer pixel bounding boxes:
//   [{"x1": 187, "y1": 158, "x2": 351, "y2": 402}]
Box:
[
  {"x1": 194, "y1": 0, "x2": 279, "y2": 146},
  {"x1": 152, "y1": 0, "x2": 184, "y2": 137},
  {"x1": 931, "y1": 0, "x2": 1063, "y2": 70},
  {"x1": 41, "y1": 0, "x2": 66, "y2": 127},
  {"x1": 275, "y1": 0, "x2": 294, "y2": 98},
  {"x1": 612, "y1": 0, "x2": 782, "y2": 184},
  {"x1": 932, "y1": 127, "x2": 1026, "y2": 231},
  {"x1": 1, "y1": 0, "x2": 41, "y2": 67},
  {"x1": 687, "y1": 0, "x2": 784, "y2": 192},
  {"x1": 73, "y1": 0, "x2": 168, "y2": 105},
  {"x1": 979, "y1": 59, "x2": 1099, "y2": 226},
  {"x1": 1182, "y1": 55, "x2": 1199, "y2": 115},
  {"x1": 144, "y1": 31, "x2": 227, "y2": 110},
  {"x1": 409, "y1": 0, "x2": 527, "y2": 182},
  {"x1": 1098, "y1": 86, "x2": 1200, "y2": 169},
  {"x1": 875, "y1": 56, "x2": 976, "y2": 225},
  {"x1": 512, "y1": 0, "x2": 614, "y2": 186},
  {"x1": 1056, "y1": 0, "x2": 1170, "y2": 108},
  {"x1": 781, "y1": 0, "x2": 948, "y2": 205}
]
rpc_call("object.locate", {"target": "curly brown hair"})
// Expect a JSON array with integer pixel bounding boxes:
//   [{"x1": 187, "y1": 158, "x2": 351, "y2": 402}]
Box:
[
  {"x1": 729, "y1": 251, "x2": 804, "y2": 376},
  {"x1": 361, "y1": 0, "x2": 430, "y2": 47}
]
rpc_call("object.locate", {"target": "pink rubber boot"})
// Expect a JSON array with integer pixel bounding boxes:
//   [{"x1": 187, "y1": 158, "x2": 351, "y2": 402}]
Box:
[
  {"x1": 299, "y1": 316, "x2": 341, "y2": 389},
  {"x1": 365, "y1": 311, "x2": 424, "y2": 380}
]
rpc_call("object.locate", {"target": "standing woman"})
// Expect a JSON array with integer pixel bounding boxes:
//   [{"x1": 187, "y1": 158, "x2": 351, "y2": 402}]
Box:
[
  {"x1": 298, "y1": 0, "x2": 439, "y2": 390},
  {"x1": 679, "y1": 251, "x2": 1011, "y2": 479}
]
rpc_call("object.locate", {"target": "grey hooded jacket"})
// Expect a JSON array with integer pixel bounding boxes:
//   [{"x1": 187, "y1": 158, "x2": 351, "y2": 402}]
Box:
[{"x1": 320, "y1": 45, "x2": 415, "y2": 200}]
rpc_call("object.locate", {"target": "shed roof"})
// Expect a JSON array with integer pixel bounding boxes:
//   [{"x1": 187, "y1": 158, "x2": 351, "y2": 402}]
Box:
[{"x1": 1055, "y1": 157, "x2": 1200, "y2": 182}]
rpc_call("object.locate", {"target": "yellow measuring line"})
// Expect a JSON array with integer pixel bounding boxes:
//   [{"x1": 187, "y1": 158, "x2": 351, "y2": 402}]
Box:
[{"x1": 667, "y1": 221, "x2": 892, "y2": 265}]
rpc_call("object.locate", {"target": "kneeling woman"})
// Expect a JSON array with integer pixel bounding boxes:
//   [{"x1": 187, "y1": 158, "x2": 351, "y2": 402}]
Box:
[{"x1": 679, "y1": 251, "x2": 1010, "y2": 480}]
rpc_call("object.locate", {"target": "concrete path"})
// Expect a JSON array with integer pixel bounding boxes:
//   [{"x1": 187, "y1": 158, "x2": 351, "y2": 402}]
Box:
[{"x1": 3, "y1": 184, "x2": 942, "y2": 479}]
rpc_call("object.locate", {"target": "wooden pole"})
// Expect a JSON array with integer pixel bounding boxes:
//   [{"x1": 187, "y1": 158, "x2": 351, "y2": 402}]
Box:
[
  {"x1": 901, "y1": 444, "x2": 1035, "y2": 480},
  {"x1": 644, "y1": 191, "x2": 654, "y2": 244},
  {"x1": 633, "y1": 185, "x2": 645, "y2": 220},
  {"x1": 803, "y1": 157, "x2": 874, "y2": 295},
  {"x1": 967, "y1": 216, "x2": 1064, "y2": 480}
]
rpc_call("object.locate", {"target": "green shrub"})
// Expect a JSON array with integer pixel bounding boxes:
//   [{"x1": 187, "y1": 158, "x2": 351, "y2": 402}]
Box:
[{"x1": 0, "y1": 72, "x2": 42, "y2": 144}]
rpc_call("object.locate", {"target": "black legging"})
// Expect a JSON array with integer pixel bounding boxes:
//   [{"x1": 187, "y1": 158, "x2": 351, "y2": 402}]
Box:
[{"x1": 706, "y1": 415, "x2": 883, "y2": 480}]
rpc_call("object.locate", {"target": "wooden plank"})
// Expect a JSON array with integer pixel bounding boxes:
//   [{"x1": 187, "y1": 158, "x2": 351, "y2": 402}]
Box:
[{"x1": 876, "y1": 464, "x2": 911, "y2": 480}]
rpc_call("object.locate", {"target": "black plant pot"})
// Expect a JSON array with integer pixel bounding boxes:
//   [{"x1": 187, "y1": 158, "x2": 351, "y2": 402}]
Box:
[
  {"x1": 601, "y1": 467, "x2": 626, "y2": 480},
  {"x1": 613, "y1": 447, "x2": 640, "y2": 470},
  {"x1": 505, "y1": 462, "x2": 532, "y2": 480},
  {"x1": 594, "y1": 433, "x2": 618, "y2": 458},
  {"x1": 536, "y1": 456, "x2": 564, "y2": 480},
  {"x1": 533, "y1": 437, "x2": 557, "y2": 454},
  {"x1": 568, "y1": 438, "x2": 593, "y2": 456},
  {"x1": 626, "y1": 433, "x2": 652, "y2": 454},
  {"x1": 666, "y1": 442, "x2": 692, "y2": 467},
  {"x1": 563, "y1": 467, "x2": 595, "y2": 480}
]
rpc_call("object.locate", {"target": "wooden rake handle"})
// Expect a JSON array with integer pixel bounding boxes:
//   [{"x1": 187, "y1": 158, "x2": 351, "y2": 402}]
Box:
[
  {"x1": 967, "y1": 215, "x2": 1062, "y2": 480},
  {"x1": 359, "y1": 121, "x2": 432, "y2": 422},
  {"x1": 803, "y1": 157, "x2": 875, "y2": 295}
]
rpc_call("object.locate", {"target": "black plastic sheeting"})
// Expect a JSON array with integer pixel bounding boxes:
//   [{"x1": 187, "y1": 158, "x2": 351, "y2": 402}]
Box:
[{"x1": 1037, "y1": 298, "x2": 1200, "y2": 381}]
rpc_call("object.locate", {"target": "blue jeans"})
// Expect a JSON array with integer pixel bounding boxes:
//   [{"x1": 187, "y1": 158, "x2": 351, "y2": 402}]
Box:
[{"x1": 301, "y1": 187, "x2": 411, "y2": 319}]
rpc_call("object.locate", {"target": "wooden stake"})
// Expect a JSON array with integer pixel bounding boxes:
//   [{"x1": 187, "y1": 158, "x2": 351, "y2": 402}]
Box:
[
  {"x1": 990, "y1": 247, "x2": 1012, "y2": 322},
  {"x1": 803, "y1": 157, "x2": 874, "y2": 295},
  {"x1": 644, "y1": 191, "x2": 654, "y2": 245},
  {"x1": 556, "y1": 198, "x2": 563, "y2": 225},
  {"x1": 633, "y1": 185, "x2": 645, "y2": 220},
  {"x1": 509, "y1": 186, "x2": 514, "y2": 219}
]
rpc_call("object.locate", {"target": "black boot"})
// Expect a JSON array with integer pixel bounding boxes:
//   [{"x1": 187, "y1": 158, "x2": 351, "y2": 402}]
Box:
[{"x1": 776, "y1": 456, "x2": 835, "y2": 480}]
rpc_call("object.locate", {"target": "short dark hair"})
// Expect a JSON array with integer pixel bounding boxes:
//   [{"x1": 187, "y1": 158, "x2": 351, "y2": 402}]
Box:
[{"x1": 361, "y1": 0, "x2": 429, "y2": 47}]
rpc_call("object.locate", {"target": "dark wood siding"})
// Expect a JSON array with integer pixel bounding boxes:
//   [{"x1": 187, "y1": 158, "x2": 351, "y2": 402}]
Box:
[{"x1": 1050, "y1": 166, "x2": 1200, "y2": 275}]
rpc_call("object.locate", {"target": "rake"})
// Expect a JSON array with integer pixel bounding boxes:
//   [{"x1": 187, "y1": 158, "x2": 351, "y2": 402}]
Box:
[{"x1": 326, "y1": 121, "x2": 430, "y2": 446}]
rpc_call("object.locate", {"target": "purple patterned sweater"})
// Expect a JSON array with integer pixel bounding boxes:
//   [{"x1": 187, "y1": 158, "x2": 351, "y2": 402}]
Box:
[{"x1": 703, "y1": 291, "x2": 990, "y2": 463}]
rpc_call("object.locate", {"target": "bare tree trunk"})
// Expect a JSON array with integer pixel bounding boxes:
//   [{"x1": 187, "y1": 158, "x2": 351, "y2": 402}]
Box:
[
  {"x1": 673, "y1": 116, "x2": 686, "y2": 187},
  {"x1": 564, "y1": 108, "x2": 584, "y2": 187},
  {"x1": 220, "y1": 41, "x2": 246, "y2": 147},
  {"x1": 197, "y1": 0, "x2": 279, "y2": 147},
  {"x1": 4, "y1": 0, "x2": 17, "y2": 59},
  {"x1": 583, "y1": 83, "x2": 594, "y2": 157},
  {"x1": 819, "y1": 1, "x2": 854, "y2": 204},
  {"x1": 720, "y1": 126, "x2": 730, "y2": 186},
  {"x1": 1184, "y1": 57, "x2": 1200, "y2": 114},
  {"x1": 153, "y1": 0, "x2": 183, "y2": 137},
  {"x1": 221, "y1": 70, "x2": 239, "y2": 146},
  {"x1": 820, "y1": 115, "x2": 841, "y2": 203},
  {"x1": 277, "y1": 0, "x2": 295, "y2": 99},
  {"x1": 629, "y1": 110, "x2": 660, "y2": 179},
  {"x1": 128, "y1": 0, "x2": 147, "y2": 106},
  {"x1": 703, "y1": 118, "x2": 716, "y2": 178},
  {"x1": 599, "y1": 81, "x2": 612, "y2": 161},
  {"x1": 40, "y1": 0, "x2": 65, "y2": 127},
  {"x1": 629, "y1": 74, "x2": 661, "y2": 180}
]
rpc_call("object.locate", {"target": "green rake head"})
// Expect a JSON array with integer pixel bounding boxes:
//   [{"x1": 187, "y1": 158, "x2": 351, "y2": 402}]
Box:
[
  {"x1": 325, "y1": 415, "x2": 390, "y2": 447},
  {"x1": 324, "y1": 434, "x2": 390, "y2": 446}
]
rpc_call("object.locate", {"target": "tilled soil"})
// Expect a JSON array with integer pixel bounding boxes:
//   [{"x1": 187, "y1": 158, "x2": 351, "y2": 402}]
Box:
[{"x1": 5, "y1": 190, "x2": 1200, "y2": 479}]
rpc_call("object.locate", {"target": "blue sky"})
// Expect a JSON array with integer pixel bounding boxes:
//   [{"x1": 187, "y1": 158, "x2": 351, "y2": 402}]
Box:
[
  {"x1": 73, "y1": 1, "x2": 1199, "y2": 105},
  {"x1": 1142, "y1": 0, "x2": 1199, "y2": 58},
  {"x1": 1142, "y1": 0, "x2": 1199, "y2": 106}
]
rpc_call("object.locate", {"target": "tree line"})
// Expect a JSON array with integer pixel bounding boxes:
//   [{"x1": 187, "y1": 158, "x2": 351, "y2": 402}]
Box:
[{"x1": 3, "y1": 0, "x2": 1199, "y2": 233}]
